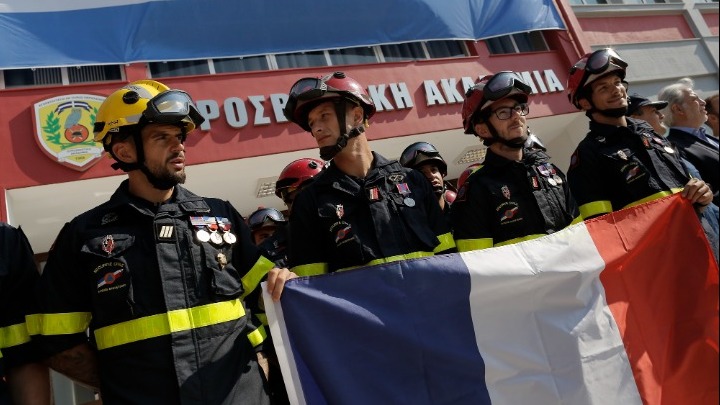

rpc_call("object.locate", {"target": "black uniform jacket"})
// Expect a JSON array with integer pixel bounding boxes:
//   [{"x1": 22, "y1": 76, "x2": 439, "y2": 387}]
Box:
[
  {"x1": 568, "y1": 117, "x2": 689, "y2": 219},
  {"x1": 667, "y1": 128, "x2": 720, "y2": 206},
  {"x1": 451, "y1": 148, "x2": 579, "y2": 252},
  {"x1": 0, "y1": 223, "x2": 41, "y2": 372},
  {"x1": 33, "y1": 181, "x2": 272, "y2": 405},
  {"x1": 288, "y1": 152, "x2": 455, "y2": 275}
]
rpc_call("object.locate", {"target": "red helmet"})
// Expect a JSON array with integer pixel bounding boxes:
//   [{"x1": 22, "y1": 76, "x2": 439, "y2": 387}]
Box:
[
  {"x1": 275, "y1": 158, "x2": 325, "y2": 199},
  {"x1": 462, "y1": 71, "x2": 531, "y2": 135},
  {"x1": 399, "y1": 141, "x2": 447, "y2": 177},
  {"x1": 457, "y1": 163, "x2": 482, "y2": 190},
  {"x1": 567, "y1": 48, "x2": 628, "y2": 109},
  {"x1": 283, "y1": 71, "x2": 376, "y2": 132}
]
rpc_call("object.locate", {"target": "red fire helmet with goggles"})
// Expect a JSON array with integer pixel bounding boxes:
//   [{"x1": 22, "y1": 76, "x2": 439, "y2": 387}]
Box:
[
  {"x1": 462, "y1": 71, "x2": 532, "y2": 135},
  {"x1": 399, "y1": 142, "x2": 448, "y2": 177},
  {"x1": 274, "y1": 158, "x2": 325, "y2": 201},
  {"x1": 567, "y1": 48, "x2": 628, "y2": 109},
  {"x1": 283, "y1": 71, "x2": 376, "y2": 132}
]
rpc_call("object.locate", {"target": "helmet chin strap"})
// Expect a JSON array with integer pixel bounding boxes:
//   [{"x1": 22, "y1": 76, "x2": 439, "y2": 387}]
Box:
[
  {"x1": 484, "y1": 123, "x2": 527, "y2": 150},
  {"x1": 318, "y1": 99, "x2": 365, "y2": 160},
  {"x1": 585, "y1": 99, "x2": 629, "y2": 119},
  {"x1": 110, "y1": 127, "x2": 184, "y2": 190}
]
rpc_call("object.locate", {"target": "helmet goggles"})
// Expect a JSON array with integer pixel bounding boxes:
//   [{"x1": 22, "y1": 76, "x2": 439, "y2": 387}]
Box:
[
  {"x1": 288, "y1": 77, "x2": 330, "y2": 102},
  {"x1": 248, "y1": 208, "x2": 286, "y2": 230},
  {"x1": 481, "y1": 72, "x2": 532, "y2": 102},
  {"x1": 143, "y1": 89, "x2": 205, "y2": 128},
  {"x1": 583, "y1": 48, "x2": 627, "y2": 75}
]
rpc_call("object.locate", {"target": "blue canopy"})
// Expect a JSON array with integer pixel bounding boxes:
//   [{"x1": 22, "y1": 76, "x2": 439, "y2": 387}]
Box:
[{"x1": 0, "y1": 0, "x2": 565, "y2": 69}]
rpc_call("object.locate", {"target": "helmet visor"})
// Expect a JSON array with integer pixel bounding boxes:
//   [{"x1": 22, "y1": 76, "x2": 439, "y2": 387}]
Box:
[
  {"x1": 400, "y1": 142, "x2": 440, "y2": 167},
  {"x1": 248, "y1": 209, "x2": 286, "y2": 230},
  {"x1": 483, "y1": 72, "x2": 531, "y2": 101},
  {"x1": 143, "y1": 90, "x2": 204, "y2": 127},
  {"x1": 585, "y1": 49, "x2": 627, "y2": 74}
]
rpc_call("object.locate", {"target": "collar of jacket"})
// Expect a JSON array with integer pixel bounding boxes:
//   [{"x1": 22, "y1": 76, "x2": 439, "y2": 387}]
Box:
[{"x1": 106, "y1": 180, "x2": 210, "y2": 217}]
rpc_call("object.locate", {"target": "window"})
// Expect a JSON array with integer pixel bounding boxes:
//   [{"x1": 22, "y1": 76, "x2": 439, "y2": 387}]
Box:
[
  {"x1": 275, "y1": 51, "x2": 328, "y2": 69},
  {"x1": 425, "y1": 41, "x2": 467, "y2": 58},
  {"x1": 328, "y1": 47, "x2": 378, "y2": 66},
  {"x1": 486, "y1": 32, "x2": 549, "y2": 55},
  {"x1": 68, "y1": 65, "x2": 122, "y2": 84},
  {"x1": 380, "y1": 43, "x2": 428, "y2": 62},
  {"x1": 149, "y1": 60, "x2": 210, "y2": 78},
  {"x1": 141, "y1": 40, "x2": 468, "y2": 78},
  {"x1": 1, "y1": 65, "x2": 122, "y2": 89},
  {"x1": 212, "y1": 56, "x2": 270, "y2": 73}
]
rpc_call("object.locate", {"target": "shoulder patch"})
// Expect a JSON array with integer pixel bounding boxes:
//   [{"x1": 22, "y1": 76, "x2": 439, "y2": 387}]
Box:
[{"x1": 569, "y1": 151, "x2": 580, "y2": 169}]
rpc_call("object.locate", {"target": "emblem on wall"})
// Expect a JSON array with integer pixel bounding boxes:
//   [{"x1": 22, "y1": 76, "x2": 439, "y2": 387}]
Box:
[{"x1": 32, "y1": 94, "x2": 106, "y2": 171}]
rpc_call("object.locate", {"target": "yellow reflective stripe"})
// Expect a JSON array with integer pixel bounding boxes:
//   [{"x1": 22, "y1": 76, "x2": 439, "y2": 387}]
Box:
[
  {"x1": 579, "y1": 200, "x2": 613, "y2": 219},
  {"x1": 623, "y1": 188, "x2": 682, "y2": 209},
  {"x1": 293, "y1": 263, "x2": 329, "y2": 277},
  {"x1": 337, "y1": 251, "x2": 434, "y2": 272},
  {"x1": 241, "y1": 255, "x2": 275, "y2": 299},
  {"x1": 0, "y1": 322, "x2": 30, "y2": 349},
  {"x1": 433, "y1": 232, "x2": 456, "y2": 253},
  {"x1": 0, "y1": 350, "x2": 3, "y2": 359},
  {"x1": 256, "y1": 313, "x2": 268, "y2": 326},
  {"x1": 456, "y1": 238, "x2": 493, "y2": 252},
  {"x1": 247, "y1": 325, "x2": 266, "y2": 348},
  {"x1": 94, "y1": 299, "x2": 245, "y2": 350},
  {"x1": 495, "y1": 234, "x2": 546, "y2": 247},
  {"x1": 26, "y1": 312, "x2": 92, "y2": 336},
  {"x1": 570, "y1": 215, "x2": 584, "y2": 225}
]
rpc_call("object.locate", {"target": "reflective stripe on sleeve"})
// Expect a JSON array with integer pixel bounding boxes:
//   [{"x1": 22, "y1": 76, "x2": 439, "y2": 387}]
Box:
[
  {"x1": 247, "y1": 325, "x2": 267, "y2": 348},
  {"x1": 241, "y1": 255, "x2": 275, "y2": 299},
  {"x1": 0, "y1": 322, "x2": 30, "y2": 349},
  {"x1": 94, "y1": 299, "x2": 245, "y2": 350},
  {"x1": 25, "y1": 312, "x2": 92, "y2": 336},
  {"x1": 579, "y1": 200, "x2": 613, "y2": 219},
  {"x1": 293, "y1": 263, "x2": 329, "y2": 277},
  {"x1": 623, "y1": 188, "x2": 682, "y2": 209},
  {"x1": 494, "y1": 234, "x2": 546, "y2": 247},
  {"x1": 456, "y1": 238, "x2": 493, "y2": 252},
  {"x1": 338, "y1": 251, "x2": 434, "y2": 272},
  {"x1": 433, "y1": 232, "x2": 456, "y2": 253}
]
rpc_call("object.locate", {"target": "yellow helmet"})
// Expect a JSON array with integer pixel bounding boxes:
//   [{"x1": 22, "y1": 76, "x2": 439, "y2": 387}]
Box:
[{"x1": 93, "y1": 79, "x2": 204, "y2": 147}]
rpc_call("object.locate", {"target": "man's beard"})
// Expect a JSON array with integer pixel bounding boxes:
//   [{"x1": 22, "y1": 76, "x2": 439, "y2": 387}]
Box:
[{"x1": 146, "y1": 157, "x2": 186, "y2": 188}]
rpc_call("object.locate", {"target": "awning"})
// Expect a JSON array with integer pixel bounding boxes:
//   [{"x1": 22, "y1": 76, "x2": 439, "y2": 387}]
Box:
[{"x1": 0, "y1": 0, "x2": 565, "y2": 69}]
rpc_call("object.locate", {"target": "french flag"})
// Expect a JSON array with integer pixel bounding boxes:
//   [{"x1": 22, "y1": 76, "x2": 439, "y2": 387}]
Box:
[{"x1": 264, "y1": 195, "x2": 719, "y2": 405}]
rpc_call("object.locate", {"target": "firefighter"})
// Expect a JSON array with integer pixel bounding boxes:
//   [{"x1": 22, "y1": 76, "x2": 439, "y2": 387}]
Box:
[
  {"x1": 565, "y1": 48, "x2": 712, "y2": 219},
  {"x1": 452, "y1": 71, "x2": 580, "y2": 251},
  {"x1": 0, "y1": 223, "x2": 50, "y2": 405},
  {"x1": 275, "y1": 158, "x2": 325, "y2": 215},
  {"x1": 31, "y1": 80, "x2": 293, "y2": 404},
  {"x1": 399, "y1": 141, "x2": 456, "y2": 222},
  {"x1": 267, "y1": 71, "x2": 455, "y2": 278}
]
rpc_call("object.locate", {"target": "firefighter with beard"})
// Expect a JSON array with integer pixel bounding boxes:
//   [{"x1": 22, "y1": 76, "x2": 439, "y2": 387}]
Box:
[
  {"x1": 399, "y1": 141, "x2": 456, "y2": 223},
  {"x1": 451, "y1": 71, "x2": 580, "y2": 252},
  {"x1": 32, "y1": 80, "x2": 293, "y2": 404},
  {"x1": 566, "y1": 48, "x2": 712, "y2": 219},
  {"x1": 268, "y1": 71, "x2": 454, "y2": 277}
]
